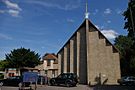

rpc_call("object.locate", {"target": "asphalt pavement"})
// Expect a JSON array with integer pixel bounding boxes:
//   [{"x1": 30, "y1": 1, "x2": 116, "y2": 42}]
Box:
[{"x1": 1, "y1": 85, "x2": 135, "y2": 90}]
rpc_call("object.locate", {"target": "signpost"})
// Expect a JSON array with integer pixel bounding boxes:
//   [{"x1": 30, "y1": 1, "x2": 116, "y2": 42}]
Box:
[{"x1": 23, "y1": 72, "x2": 38, "y2": 90}]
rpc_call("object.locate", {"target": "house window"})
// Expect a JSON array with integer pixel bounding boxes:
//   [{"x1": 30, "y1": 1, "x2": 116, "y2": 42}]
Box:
[
  {"x1": 45, "y1": 70, "x2": 47, "y2": 75},
  {"x1": 8, "y1": 73, "x2": 14, "y2": 77},
  {"x1": 52, "y1": 70, "x2": 55, "y2": 77},
  {"x1": 47, "y1": 60, "x2": 51, "y2": 66}
]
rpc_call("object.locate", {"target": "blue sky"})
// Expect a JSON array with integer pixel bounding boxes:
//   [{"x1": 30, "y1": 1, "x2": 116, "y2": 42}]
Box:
[{"x1": 0, "y1": 0, "x2": 128, "y2": 60}]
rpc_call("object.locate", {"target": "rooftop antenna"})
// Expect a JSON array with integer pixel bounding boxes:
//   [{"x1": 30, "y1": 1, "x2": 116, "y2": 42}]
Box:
[{"x1": 85, "y1": 0, "x2": 89, "y2": 19}]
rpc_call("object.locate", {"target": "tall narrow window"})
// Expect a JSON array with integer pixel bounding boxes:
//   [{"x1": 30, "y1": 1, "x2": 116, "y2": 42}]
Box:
[
  {"x1": 47, "y1": 60, "x2": 51, "y2": 66},
  {"x1": 45, "y1": 70, "x2": 48, "y2": 75},
  {"x1": 52, "y1": 70, "x2": 55, "y2": 77}
]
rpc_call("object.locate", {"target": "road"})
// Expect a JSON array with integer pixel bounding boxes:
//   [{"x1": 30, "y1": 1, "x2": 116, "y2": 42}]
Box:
[
  {"x1": 0, "y1": 85, "x2": 90, "y2": 90},
  {"x1": 1, "y1": 85, "x2": 135, "y2": 90}
]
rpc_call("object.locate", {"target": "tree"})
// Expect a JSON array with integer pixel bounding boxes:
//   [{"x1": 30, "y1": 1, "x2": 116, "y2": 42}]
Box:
[
  {"x1": 121, "y1": 0, "x2": 135, "y2": 76},
  {"x1": 114, "y1": 35, "x2": 134, "y2": 76},
  {"x1": 123, "y1": 0, "x2": 135, "y2": 38},
  {"x1": 5, "y1": 47, "x2": 41, "y2": 68},
  {"x1": 115, "y1": 0, "x2": 135, "y2": 76},
  {"x1": 0, "y1": 60, "x2": 8, "y2": 69}
]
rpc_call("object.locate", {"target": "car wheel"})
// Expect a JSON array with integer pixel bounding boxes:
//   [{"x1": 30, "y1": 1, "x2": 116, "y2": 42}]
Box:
[
  {"x1": 65, "y1": 80, "x2": 72, "y2": 87},
  {"x1": 72, "y1": 83, "x2": 77, "y2": 87},
  {"x1": 18, "y1": 82, "x2": 23, "y2": 89},
  {"x1": 0, "y1": 82, "x2": 3, "y2": 86},
  {"x1": 50, "y1": 79, "x2": 56, "y2": 86}
]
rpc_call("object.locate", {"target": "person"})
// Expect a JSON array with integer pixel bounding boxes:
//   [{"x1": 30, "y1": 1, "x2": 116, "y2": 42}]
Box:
[{"x1": 44, "y1": 75, "x2": 48, "y2": 86}]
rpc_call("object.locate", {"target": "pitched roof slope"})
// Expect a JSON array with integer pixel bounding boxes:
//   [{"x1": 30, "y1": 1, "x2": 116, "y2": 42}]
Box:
[
  {"x1": 57, "y1": 19, "x2": 119, "y2": 54},
  {"x1": 43, "y1": 53, "x2": 57, "y2": 60}
]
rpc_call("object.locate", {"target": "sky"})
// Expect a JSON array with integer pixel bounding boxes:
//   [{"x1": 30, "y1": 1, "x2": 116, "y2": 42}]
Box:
[{"x1": 0, "y1": 0, "x2": 128, "y2": 60}]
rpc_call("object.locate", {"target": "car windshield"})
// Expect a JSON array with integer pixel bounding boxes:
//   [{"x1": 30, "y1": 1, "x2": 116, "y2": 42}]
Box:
[
  {"x1": 121, "y1": 76, "x2": 135, "y2": 80},
  {"x1": 128, "y1": 76, "x2": 135, "y2": 80}
]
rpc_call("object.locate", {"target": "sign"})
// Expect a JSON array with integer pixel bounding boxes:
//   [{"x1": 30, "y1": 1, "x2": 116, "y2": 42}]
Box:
[
  {"x1": 8, "y1": 68, "x2": 16, "y2": 70},
  {"x1": 23, "y1": 72, "x2": 38, "y2": 83}
]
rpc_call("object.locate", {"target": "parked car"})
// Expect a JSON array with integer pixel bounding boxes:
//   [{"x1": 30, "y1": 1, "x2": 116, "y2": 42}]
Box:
[
  {"x1": 49, "y1": 73, "x2": 78, "y2": 87},
  {"x1": 0, "y1": 76, "x2": 30, "y2": 87},
  {"x1": 117, "y1": 76, "x2": 135, "y2": 85}
]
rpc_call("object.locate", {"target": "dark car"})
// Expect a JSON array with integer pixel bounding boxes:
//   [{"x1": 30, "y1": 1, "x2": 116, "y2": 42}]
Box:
[
  {"x1": 49, "y1": 73, "x2": 78, "y2": 87},
  {"x1": 0, "y1": 76, "x2": 30, "y2": 87},
  {"x1": 117, "y1": 76, "x2": 135, "y2": 85}
]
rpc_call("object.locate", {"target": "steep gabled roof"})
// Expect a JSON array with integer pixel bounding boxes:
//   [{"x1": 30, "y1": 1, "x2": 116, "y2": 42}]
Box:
[{"x1": 57, "y1": 19, "x2": 119, "y2": 54}]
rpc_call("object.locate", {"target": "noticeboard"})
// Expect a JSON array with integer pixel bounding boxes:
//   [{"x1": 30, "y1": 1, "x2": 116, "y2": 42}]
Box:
[{"x1": 23, "y1": 72, "x2": 38, "y2": 83}]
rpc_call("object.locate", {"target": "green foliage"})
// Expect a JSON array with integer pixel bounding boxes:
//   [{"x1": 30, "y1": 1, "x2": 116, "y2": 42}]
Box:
[
  {"x1": 5, "y1": 47, "x2": 41, "y2": 68},
  {"x1": 123, "y1": 0, "x2": 135, "y2": 38},
  {"x1": 0, "y1": 60, "x2": 8, "y2": 69},
  {"x1": 116, "y1": 0, "x2": 135, "y2": 76},
  {"x1": 0, "y1": 74, "x2": 4, "y2": 79},
  {"x1": 114, "y1": 35, "x2": 135, "y2": 76}
]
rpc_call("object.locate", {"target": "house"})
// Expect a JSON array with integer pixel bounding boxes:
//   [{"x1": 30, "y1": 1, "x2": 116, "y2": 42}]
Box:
[
  {"x1": 4, "y1": 67, "x2": 39, "y2": 79},
  {"x1": 35, "y1": 53, "x2": 58, "y2": 78},
  {"x1": 4, "y1": 68, "x2": 20, "y2": 79},
  {"x1": 4, "y1": 53, "x2": 58, "y2": 79}
]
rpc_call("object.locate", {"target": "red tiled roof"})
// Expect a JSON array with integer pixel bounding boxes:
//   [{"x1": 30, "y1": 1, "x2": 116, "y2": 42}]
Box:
[{"x1": 43, "y1": 53, "x2": 57, "y2": 60}]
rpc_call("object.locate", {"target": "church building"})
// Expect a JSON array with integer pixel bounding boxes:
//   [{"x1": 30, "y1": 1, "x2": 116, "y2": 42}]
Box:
[{"x1": 57, "y1": 3, "x2": 120, "y2": 85}]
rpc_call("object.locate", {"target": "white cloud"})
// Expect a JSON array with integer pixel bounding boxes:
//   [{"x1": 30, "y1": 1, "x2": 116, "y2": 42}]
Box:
[
  {"x1": 95, "y1": 25, "x2": 118, "y2": 40},
  {"x1": 101, "y1": 30, "x2": 118, "y2": 39},
  {"x1": 67, "y1": 19, "x2": 75, "y2": 23},
  {"x1": 26, "y1": 0, "x2": 80, "y2": 11},
  {"x1": 0, "y1": 33, "x2": 13, "y2": 40},
  {"x1": 104, "y1": 8, "x2": 112, "y2": 14},
  {"x1": 1, "y1": 0, "x2": 22, "y2": 17},
  {"x1": 4, "y1": 0, "x2": 22, "y2": 11},
  {"x1": 8, "y1": 9, "x2": 19, "y2": 17},
  {"x1": 107, "y1": 20, "x2": 111, "y2": 23}
]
